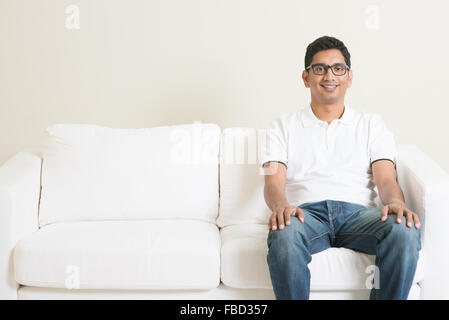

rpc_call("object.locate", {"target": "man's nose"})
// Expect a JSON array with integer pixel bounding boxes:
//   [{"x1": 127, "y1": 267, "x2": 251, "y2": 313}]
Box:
[{"x1": 322, "y1": 66, "x2": 335, "y2": 80}]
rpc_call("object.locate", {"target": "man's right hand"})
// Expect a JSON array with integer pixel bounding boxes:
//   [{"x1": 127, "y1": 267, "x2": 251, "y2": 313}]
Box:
[{"x1": 268, "y1": 205, "x2": 305, "y2": 231}]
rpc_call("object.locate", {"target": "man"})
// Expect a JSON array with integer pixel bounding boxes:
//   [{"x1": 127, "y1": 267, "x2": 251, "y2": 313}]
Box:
[{"x1": 261, "y1": 36, "x2": 421, "y2": 300}]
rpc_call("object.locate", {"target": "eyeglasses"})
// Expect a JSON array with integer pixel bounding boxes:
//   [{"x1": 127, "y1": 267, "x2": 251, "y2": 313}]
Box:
[{"x1": 305, "y1": 63, "x2": 350, "y2": 76}]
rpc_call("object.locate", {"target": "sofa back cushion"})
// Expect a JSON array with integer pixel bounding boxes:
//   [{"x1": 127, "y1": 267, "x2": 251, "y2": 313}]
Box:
[
  {"x1": 217, "y1": 128, "x2": 271, "y2": 228},
  {"x1": 39, "y1": 123, "x2": 220, "y2": 227},
  {"x1": 217, "y1": 127, "x2": 386, "y2": 229}
]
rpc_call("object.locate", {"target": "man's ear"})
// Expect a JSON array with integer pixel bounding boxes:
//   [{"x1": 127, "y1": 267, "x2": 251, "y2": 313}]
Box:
[
  {"x1": 302, "y1": 70, "x2": 310, "y2": 88},
  {"x1": 347, "y1": 69, "x2": 353, "y2": 88}
]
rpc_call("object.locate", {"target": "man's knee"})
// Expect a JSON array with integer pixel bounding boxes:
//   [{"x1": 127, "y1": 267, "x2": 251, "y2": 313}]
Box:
[
  {"x1": 388, "y1": 218, "x2": 421, "y2": 251},
  {"x1": 267, "y1": 217, "x2": 307, "y2": 249}
]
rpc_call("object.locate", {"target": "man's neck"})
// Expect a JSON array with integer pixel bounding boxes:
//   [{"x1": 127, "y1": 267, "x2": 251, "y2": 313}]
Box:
[{"x1": 310, "y1": 102, "x2": 345, "y2": 124}]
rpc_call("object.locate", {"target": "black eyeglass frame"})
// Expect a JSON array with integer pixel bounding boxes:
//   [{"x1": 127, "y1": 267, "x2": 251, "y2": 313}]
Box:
[{"x1": 305, "y1": 63, "x2": 350, "y2": 76}]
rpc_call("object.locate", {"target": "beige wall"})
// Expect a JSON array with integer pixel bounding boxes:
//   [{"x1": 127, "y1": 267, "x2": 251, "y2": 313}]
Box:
[{"x1": 1, "y1": 0, "x2": 448, "y2": 173}]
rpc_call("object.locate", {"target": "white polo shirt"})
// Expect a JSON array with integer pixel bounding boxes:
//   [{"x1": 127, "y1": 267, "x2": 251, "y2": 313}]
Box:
[{"x1": 260, "y1": 104, "x2": 396, "y2": 208}]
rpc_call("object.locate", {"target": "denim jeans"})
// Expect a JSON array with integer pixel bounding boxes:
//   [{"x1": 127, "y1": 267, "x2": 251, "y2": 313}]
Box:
[{"x1": 266, "y1": 200, "x2": 421, "y2": 300}]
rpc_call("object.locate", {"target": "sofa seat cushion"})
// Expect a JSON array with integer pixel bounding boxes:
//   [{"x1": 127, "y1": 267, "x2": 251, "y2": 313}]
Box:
[
  {"x1": 221, "y1": 224, "x2": 424, "y2": 291},
  {"x1": 14, "y1": 220, "x2": 220, "y2": 290}
]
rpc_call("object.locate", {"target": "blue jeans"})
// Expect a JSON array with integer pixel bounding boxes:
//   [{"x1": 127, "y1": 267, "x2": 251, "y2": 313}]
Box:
[{"x1": 266, "y1": 200, "x2": 421, "y2": 300}]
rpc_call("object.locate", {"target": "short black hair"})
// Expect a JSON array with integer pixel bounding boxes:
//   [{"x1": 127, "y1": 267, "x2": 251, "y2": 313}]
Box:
[{"x1": 304, "y1": 36, "x2": 351, "y2": 70}]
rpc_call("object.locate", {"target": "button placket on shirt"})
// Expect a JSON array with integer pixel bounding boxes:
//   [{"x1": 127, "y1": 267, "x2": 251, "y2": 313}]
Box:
[
  {"x1": 319, "y1": 122, "x2": 329, "y2": 150},
  {"x1": 325, "y1": 121, "x2": 340, "y2": 151},
  {"x1": 322, "y1": 123, "x2": 330, "y2": 151},
  {"x1": 328, "y1": 125, "x2": 333, "y2": 150}
]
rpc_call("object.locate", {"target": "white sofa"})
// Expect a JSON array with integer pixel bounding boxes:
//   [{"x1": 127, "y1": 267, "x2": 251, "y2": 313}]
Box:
[{"x1": 1, "y1": 123, "x2": 449, "y2": 300}]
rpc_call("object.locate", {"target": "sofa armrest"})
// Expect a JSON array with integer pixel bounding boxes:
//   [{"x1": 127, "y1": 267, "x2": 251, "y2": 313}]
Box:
[
  {"x1": 0, "y1": 152, "x2": 41, "y2": 299},
  {"x1": 396, "y1": 144, "x2": 449, "y2": 299}
]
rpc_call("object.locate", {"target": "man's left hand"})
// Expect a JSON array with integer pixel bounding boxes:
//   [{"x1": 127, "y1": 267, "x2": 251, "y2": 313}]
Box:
[{"x1": 380, "y1": 200, "x2": 421, "y2": 229}]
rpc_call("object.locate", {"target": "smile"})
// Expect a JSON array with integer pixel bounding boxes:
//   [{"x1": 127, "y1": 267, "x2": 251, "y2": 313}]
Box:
[{"x1": 320, "y1": 84, "x2": 338, "y2": 92}]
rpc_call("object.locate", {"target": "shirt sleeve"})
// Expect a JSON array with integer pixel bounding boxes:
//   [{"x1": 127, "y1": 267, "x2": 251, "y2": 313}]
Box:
[
  {"x1": 259, "y1": 117, "x2": 288, "y2": 169},
  {"x1": 369, "y1": 115, "x2": 397, "y2": 168}
]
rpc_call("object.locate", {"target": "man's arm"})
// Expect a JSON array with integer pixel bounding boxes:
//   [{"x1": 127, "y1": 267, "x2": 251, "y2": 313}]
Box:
[
  {"x1": 263, "y1": 162, "x2": 304, "y2": 231},
  {"x1": 372, "y1": 160, "x2": 420, "y2": 229}
]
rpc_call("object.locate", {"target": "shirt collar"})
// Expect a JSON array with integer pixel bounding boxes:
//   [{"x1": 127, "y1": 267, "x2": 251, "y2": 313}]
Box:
[{"x1": 300, "y1": 104, "x2": 357, "y2": 128}]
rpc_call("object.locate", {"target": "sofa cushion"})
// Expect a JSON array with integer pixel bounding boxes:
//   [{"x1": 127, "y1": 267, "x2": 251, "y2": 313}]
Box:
[
  {"x1": 39, "y1": 123, "x2": 220, "y2": 227},
  {"x1": 220, "y1": 224, "x2": 424, "y2": 291},
  {"x1": 217, "y1": 128, "x2": 384, "y2": 228},
  {"x1": 217, "y1": 128, "x2": 271, "y2": 228},
  {"x1": 14, "y1": 220, "x2": 220, "y2": 290}
]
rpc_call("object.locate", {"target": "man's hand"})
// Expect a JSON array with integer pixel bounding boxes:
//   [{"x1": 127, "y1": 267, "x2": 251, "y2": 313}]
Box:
[
  {"x1": 268, "y1": 204, "x2": 305, "y2": 231},
  {"x1": 380, "y1": 199, "x2": 421, "y2": 229}
]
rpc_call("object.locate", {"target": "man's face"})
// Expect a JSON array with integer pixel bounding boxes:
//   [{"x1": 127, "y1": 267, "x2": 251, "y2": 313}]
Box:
[{"x1": 302, "y1": 49, "x2": 353, "y2": 106}]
